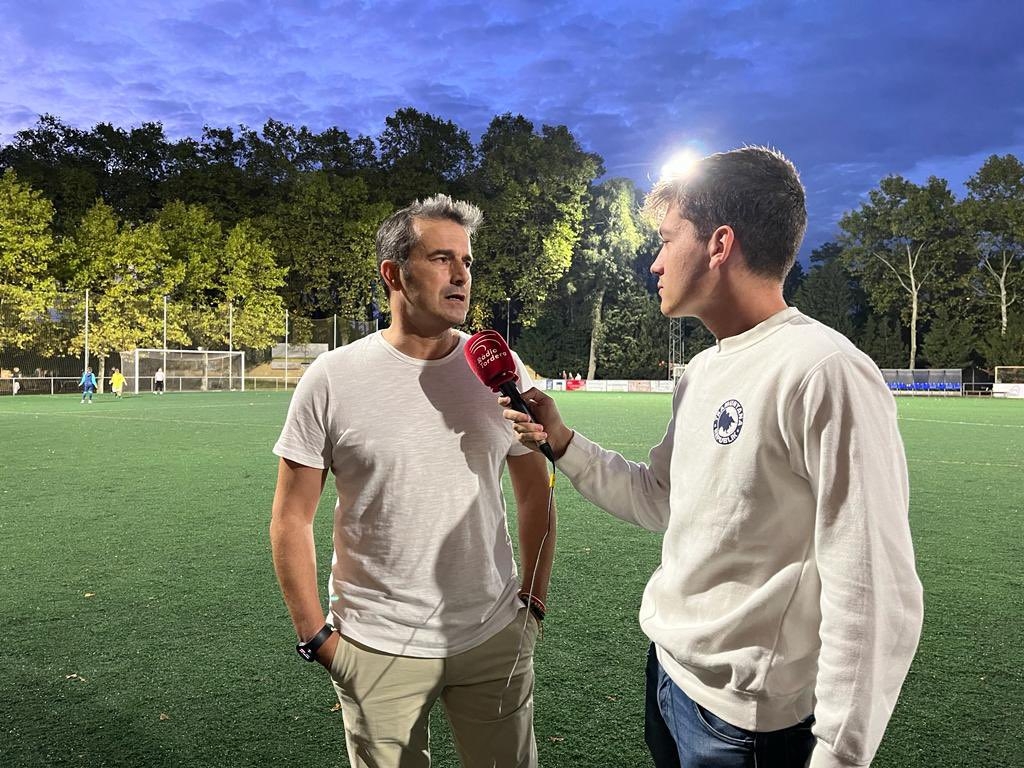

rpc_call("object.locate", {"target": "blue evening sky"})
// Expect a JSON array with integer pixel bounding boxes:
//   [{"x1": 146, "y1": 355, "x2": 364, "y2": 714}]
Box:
[{"x1": 1, "y1": 0, "x2": 1021, "y2": 258}]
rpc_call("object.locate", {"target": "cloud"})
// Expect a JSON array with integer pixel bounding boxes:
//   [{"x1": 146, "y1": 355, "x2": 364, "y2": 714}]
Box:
[{"x1": 0, "y1": 0, "x2": 1020, "y2": 259}]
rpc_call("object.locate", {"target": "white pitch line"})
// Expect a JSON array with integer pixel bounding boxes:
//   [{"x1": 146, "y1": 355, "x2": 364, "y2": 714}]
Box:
[
  {"x1": 899, "y1": 417, "x2": 1024, "y2": 429},
  {"x1": 907, "y1": 458, "x2": 1024, "y2": 469},
  {"x1": 0, "y1": 411, "x2": 274, "y2": 428}
]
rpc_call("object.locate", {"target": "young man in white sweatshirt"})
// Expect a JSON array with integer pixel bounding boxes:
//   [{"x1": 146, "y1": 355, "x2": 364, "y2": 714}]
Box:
[{"x1": 503, "y1": 147, "x2": 923, "y2": 768}]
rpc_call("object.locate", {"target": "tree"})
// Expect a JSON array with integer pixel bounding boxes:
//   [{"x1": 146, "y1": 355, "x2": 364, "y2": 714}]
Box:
[
  {"x1": 81, "y1": 121, "x2": 172, "y2": 222},
  {"x1": 793, "y1": 243, "x2": 857, "y2": 338},
  {"x1": 0, "y1": 169, "x2": 59, "y2": 352},
  {"x1": 169, "y1": 126, "x2": 254, "y2": 226},
  {"x1": 219, "y1": 220, "x2": 287, "y2": 349},
  {"x1": 1, "y1": 116, "x2": 174, "y2": 228},
  {"x1": 597, "y1": 279, "x2": 671, "y2": 379},
  {"x1": 156, "y1": 201, "x2": 227, "y2": 347},
  {"x1": 0, "y1": 115, "x2": 101, "y2": 236},
  {"x1": 570, "y1": 178, "x2": 646, "y2": 378},
  {"x1": 262, "y1": 172, "x2": 389, "y2": 337},
  {"x1": 922, "y1": 305, "x2": 976, "y2": 367},
  {"x1": 90, "y1": 222, "x2": 185, "y2": 359},
  {"x1": 377, "y1": 108, "x2": 475, "y2": 205},
  {"x1": 978, "y1": 311, "x2": 1024, "y2": 367},
  {"x1": 783, "y1": 260, "x2": 805, "y2": 303},
  {"x1": 683, "y1": 320, "x2": 717, "y2": 362},
  {"x1": 67, "y1": 203, "x2": 187, "y2": 382},
  {"x1": 960, "y1": 154, "x2": 1024, "y2": 339},
  {"x1": 295, "y1": 125, "x2": 376, "y2": 176},
  {"x1": 857, "y1": 313, "x2": 908, "y2": 368},
  {"x1": 840, "y1": 175, "x2": 972, "y2": 368},
  {"x1": 467, "y1": 114, "x2": 602, "y2": 330},
  {"x1": 513, "y1": 297, "x2": 590, "y2": 377}
]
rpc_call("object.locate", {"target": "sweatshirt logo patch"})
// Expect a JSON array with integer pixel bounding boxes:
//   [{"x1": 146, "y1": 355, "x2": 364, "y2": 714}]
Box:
[{"x1": 713, "y1": 400, "x2": 744, "y2": 445}]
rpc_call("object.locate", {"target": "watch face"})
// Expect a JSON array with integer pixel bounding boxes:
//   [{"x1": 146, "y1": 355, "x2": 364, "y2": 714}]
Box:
[{"x1": 296, "y1": 643, "x2": 315, "y2": 661}]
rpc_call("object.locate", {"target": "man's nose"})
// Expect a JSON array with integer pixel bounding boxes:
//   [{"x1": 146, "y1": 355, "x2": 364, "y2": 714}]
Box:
[{"x1": 451, "y1": 261, "x2": 469, "y2": 285}]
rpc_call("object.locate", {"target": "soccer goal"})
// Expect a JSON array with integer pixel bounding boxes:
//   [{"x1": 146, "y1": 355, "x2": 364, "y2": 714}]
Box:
[
  {"x1": 120, "y1": 349, "x2": 245, "y2": 394},
  {"x1": 993, "y1": 366, "x2": 1024, "y2": 398}
]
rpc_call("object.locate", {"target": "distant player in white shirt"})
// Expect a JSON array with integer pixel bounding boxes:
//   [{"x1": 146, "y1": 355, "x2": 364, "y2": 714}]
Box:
[{"x1": 504, "y1": 147, "x2": 923, "y2": 768}]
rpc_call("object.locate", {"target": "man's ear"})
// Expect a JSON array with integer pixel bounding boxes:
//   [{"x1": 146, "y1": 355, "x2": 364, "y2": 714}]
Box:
[
  {"x1": 380, "y1": 260, "x2": 402, "y2": 293},
  {"x1": 707, "y1": 225, "x2": 736, "y2": 270}
]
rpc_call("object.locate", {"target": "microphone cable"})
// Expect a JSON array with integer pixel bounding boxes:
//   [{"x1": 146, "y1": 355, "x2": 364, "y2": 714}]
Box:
[{"x1": 498, "y1": 454, "x2": 556, "y2": 718}]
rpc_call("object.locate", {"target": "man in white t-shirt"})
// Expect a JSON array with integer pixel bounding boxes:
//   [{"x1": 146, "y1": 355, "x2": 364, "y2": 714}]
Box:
[
  {"x1": 270, "y1": 194, "x2": 555, "y2": 768},
  {"x1": 504, "y1": 147, "x2": 923, "y2": 768}
]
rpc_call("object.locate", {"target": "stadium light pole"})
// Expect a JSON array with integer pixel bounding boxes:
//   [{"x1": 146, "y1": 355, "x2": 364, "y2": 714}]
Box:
[
  {"x1": 228, "y1": 301, "x2": 234, "y2": 391},
  {"x1": 162, "y1": 295, "x2": 168, "y2": 374},
  {"x1": 84, "y1": 288, "x2": 90, "y2": 371}
]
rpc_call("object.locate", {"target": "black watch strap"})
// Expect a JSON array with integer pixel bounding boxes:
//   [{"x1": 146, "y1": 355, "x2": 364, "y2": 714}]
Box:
[{"x1": 296, "y1": 624, "x2": 334, "y2": 661}]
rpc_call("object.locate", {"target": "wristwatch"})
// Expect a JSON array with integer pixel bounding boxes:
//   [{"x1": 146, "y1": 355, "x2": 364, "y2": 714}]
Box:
[{"x1": 296, "y1": 624, "x2": 335, "y2": 661}]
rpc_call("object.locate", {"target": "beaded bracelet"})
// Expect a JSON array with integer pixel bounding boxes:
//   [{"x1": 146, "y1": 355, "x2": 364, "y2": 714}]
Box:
[{"x1": 519, "y1": 592, "x2": 546, "y2": 622}]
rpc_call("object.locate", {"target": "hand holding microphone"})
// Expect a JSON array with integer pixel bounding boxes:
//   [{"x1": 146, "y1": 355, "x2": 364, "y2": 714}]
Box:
[{"x1": 464, "y1": 331, "x2": 568, "y2": 462}]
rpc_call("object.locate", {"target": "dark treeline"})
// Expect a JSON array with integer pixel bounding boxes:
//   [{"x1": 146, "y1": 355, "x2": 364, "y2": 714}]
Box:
[{"x1": 1, "y1": 111, "x2": 1022, "y2": 378}]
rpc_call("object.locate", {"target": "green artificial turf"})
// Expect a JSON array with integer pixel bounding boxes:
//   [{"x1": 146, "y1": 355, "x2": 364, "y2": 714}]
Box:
[{"x1": 0, "y1": 391, "x2": 1020, "y2": 766}]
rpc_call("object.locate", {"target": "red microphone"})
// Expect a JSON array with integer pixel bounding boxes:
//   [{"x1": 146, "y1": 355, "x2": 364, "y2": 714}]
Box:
[{"x1": 464, "y1": 331, "x2": 555, "y2": 462}]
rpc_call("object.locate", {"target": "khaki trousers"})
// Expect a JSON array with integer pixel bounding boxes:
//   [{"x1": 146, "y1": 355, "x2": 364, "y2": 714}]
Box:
[{"x1": 329, "y1": 607, "x2": 540, "y2": 768}]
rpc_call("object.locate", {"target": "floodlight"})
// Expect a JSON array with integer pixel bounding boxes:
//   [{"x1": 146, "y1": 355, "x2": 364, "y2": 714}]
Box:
[{"x1": 660, "y1": 149, "x2": 701, "y2": 182}]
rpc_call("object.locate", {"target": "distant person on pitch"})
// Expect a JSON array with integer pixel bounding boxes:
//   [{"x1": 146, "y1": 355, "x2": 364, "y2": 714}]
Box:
[
  {"x1": 110, "y1": 368, "x2": 126, "y2": 399},
  {"x1": 270, "y1": 194, "x2": 555, "y2": 768},
  {"x1": 79, "y1": 367, "x2": 97, "y2": 404},
  {"x1": 503, "y1": 147, "x2": 923, "y2": 768},
  {"x1": 154, "y1": 367, "x2": 165, "y2": 394}
]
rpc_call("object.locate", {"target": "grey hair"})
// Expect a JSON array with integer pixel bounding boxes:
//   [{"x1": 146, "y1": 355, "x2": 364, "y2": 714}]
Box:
[
  {"x1": 644, "y1": 146, "x2": 807, "y2": 281},
  {"x1": 375, "y1": 193, "x2": 484, "y2": 271}
]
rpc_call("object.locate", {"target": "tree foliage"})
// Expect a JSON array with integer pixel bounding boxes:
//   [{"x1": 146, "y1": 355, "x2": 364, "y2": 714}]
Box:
[
  {"x1": 467, "y1": 114, "x2": 603, "y2": 329},
  {"x1": 377, "y1": 108, "x2": 475, "y2": 205},
  {"x1": 793, "y1": 256, "x2": 857, "y2": 338},
  {"x1": 840, "y1": 175, "x2": 973, "y2": 368},
  {"x1": 0, "y1": 169, "x2": 59, "y2": 351},
  {"x1": 960, "y1": 154, "x2": 1024, "y2": 339},
  {"x1": 571, "y1": 178, "x2": 647, "y2": 378},
  {"x1": 922, "y1": 305, "x2": 977, "y2": 368},
  {"x1": 5, "y1": 113, "x2": 1024, "y2": 377}
]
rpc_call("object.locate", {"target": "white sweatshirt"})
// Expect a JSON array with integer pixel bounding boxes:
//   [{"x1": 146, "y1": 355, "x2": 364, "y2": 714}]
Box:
[{"x1": 556, "y1": 308, "x2": 923, "y2": 768}]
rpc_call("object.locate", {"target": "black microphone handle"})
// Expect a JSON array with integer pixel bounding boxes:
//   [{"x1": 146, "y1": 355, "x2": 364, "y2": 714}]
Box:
[{"x1": 499, "y1": 382, "x2": 555, "y2": 463}]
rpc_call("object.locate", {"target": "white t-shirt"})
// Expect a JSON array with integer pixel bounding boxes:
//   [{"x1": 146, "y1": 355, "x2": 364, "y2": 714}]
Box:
[
  {"x1": 273, "y1": 331, "x2": 534, "y2": 657},
  {"x1": 556, "y1": 308, "x2": 923, "y2": 768}
]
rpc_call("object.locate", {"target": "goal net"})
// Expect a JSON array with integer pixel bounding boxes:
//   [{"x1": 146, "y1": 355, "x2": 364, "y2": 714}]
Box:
[
  {"x1": 994, "y1": 366, "x2": 1024, "y2": 398},
  {"x1": 120, "y1": 349, "x2": 245, "y2": 394}
]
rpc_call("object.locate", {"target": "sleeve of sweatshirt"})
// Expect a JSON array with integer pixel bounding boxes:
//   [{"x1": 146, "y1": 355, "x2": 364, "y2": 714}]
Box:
[
  {"x1": 552, "y1": 387, "x2": 677, "y2": 533},
  {"x1": 798, "y1": 353, "x2": 924, "y2": 768}
]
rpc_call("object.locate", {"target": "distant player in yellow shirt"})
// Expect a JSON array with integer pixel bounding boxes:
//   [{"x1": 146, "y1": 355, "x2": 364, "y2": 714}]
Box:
[{"x1": 110, "y1": 368, "x2": 126, "y2": 399}]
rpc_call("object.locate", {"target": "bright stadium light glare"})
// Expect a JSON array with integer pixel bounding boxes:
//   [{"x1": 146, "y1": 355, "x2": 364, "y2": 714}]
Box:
[{"x1": 660, "y1": 149, "x2": 700, "y2": 181}]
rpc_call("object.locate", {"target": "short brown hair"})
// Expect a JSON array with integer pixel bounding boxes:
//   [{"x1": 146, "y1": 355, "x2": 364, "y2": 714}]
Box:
[{"x1": 645, "y1": 146, "x2": 807, "y2": 280}]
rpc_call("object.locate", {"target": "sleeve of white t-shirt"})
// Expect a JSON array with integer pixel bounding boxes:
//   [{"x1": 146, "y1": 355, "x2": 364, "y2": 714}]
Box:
[
  {"x1": 798, "y1": 353, "x2": 924, "y2": 768},
  {"x1": 550, "y1": 380, "x2": 678, "y2": 532},
  {"x1": 272, "y1": 359, "x2": 334, "y2": 470}
]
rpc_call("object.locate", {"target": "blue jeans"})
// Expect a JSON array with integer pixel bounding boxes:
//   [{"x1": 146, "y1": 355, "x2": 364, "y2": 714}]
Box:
[{"x1": 644, "y1": 644, "x2": 816, "y2": 768}]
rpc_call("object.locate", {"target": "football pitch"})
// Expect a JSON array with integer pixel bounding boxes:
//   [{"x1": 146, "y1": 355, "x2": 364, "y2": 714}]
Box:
[{"x1": 1, "y1": 391, "x2": 1021, "y2": 767}]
